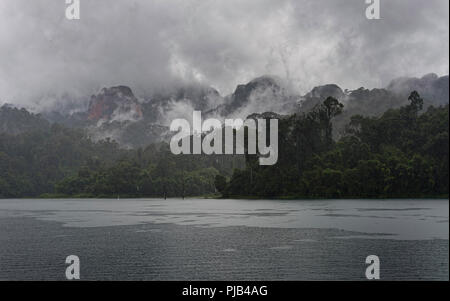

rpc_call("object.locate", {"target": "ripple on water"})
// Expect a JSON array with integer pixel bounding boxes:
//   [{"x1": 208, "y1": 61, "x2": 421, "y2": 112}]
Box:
[{"x1": 269, "y1": 245, "x2": 293, "y2": 250}]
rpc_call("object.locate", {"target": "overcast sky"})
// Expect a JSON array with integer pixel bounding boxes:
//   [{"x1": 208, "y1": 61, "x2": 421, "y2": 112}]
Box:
[{"x1": 0, "y1": 0, "x2": 448, "y2": 109}]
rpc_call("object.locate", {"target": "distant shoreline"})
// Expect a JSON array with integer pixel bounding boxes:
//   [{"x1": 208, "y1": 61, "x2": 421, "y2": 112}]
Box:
[{"x1": 1, "y1": 193, "x2": 447, "y2": 200}]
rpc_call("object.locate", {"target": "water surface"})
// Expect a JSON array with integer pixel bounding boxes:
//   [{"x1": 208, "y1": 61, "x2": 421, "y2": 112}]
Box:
[{"x1": 0, "y1": 198, "x2": 448, "y2": 280}]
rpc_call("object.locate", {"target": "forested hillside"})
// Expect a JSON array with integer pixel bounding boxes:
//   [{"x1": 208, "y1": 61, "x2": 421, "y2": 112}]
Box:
[
  {"x1": 0, "y1": 91, "x2": 448, "y2": 199},
  {"x1": 0, "y1": 109, "x2": 243, "y2": 197},
  {"x1": 219, "y1": 92, "x2": 449, "y2": 198},
  {"x1": 0, "y1": 125, "x2": 125, "y2": 197}
]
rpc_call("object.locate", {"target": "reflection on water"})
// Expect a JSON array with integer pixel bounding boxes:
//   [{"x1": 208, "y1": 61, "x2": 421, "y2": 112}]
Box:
[
  {"x1": 0, "y1": 198, "x2": 447, "y2": 239},
  {"x1": 0, "y1": 198, "x2": 448, "y2": 280}
]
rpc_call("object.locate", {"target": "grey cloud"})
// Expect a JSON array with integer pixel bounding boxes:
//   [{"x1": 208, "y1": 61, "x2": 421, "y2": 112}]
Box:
[{"x1": 0, "y1": 0, "x2": 448, "y2": 110}]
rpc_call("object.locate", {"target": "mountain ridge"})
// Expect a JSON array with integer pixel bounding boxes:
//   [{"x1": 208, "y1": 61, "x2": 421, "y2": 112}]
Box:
[{"x1": 1, "y1": 73, "x2": 448, "y2": 147}]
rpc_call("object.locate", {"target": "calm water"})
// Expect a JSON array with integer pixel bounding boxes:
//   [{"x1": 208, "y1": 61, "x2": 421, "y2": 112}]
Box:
[{"x1": 0, "y1": 198, "x2": 448, "y2": 280}]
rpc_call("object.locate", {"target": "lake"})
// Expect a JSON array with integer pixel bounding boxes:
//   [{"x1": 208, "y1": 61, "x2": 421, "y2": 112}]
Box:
[{"x1": 0, "y1": 198, "x2": 448, "y2": 280}]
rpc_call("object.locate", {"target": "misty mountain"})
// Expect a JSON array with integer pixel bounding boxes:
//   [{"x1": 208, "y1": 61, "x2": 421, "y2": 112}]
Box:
[
  {"x1": 208, "y1": 76, "x2": 299, "y2": 118},
  {"x1": 84, "y1": 86, "x2": 167, "y2": 148},
  {"x1": 297, "y1": 74, "x2": 448, "y2": 137},
  {"x1": 298, "y1": 84, "x2": 345, "y2": 113},
  {"x1": 1, "y1": 73, "x2": 448, "y2": 147},
  {"x1": 386, "y1": 73, "x2": 449, "y2": 106},
  {"x1": 87, "y1": 86, "x2": 143, "y2": 123}
]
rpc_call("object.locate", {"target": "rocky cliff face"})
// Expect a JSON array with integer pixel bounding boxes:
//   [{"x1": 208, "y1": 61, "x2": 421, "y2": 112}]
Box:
[
  {"x1": 306, "y1": 84, "x2": 345, "y2": 100},
  {"x1": 87, "y1": 86, "x2": 143, "y2": 123},
  {"x1": 210, "y1": 75, "x2": 299, "y2": 118},
  {"x1": 84, "y1": 86, "x2": 166, "y2": 148},
  {"x1": 3, "y1": 73, "x2": 448, "y2": 147}
]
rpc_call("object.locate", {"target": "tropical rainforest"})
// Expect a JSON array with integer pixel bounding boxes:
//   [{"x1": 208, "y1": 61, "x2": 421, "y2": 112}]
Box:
[{"x1": 0, "y1": 91, "x2": 448, "y2": 199}]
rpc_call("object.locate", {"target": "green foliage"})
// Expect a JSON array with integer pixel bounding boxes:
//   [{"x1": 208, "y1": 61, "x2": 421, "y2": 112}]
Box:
[
  {"x1": 222, "y1": 92, "x2": 449, "y2": 198},
  {"x1": 0, "y1": 125, "x2": 124, "y2": 197},
  {"x1": 0, "y1": 91, "x2": 447, "y2": 199},
  {"x1": 52, "y1": 143, "x2": 240, "y2": 197},
  {"x1": 54, "y1": 158, "x2": 222, "y2": 198},
  {"x1": 0, "y1": 119, "x2": 242, "y2": 198},
  {"x1": 214, "y1": 175, "x2": 227, "y2": 193}
]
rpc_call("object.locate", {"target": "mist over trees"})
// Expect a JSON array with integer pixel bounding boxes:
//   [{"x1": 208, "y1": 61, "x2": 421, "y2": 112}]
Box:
[
  {"x1": 0, "y1": 91, "x2": 448, "y2": 199},
  {"x1": 0, "y1": 124, "x2": 243, "y2": 198},
  {"x1": 220, "y1": 92, "x2": 449, "y2": 198}
]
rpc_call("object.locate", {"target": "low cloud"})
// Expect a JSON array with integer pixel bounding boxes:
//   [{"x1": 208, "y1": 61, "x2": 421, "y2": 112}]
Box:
[{"x1": 0, "y1": 0, "x2": 448, "y2": 110}]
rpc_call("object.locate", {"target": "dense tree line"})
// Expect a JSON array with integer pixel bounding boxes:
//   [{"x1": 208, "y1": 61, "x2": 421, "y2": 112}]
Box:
[
  {"x1": 218, "y1": 92, "x2": 449, "y2": 198},
  {"x1": 55, "y1": 145, "x2": 243, "y2": 198},
  {"x1": 0, "y1": 124, "x2": 126, "y2": 197},
  {"x1": 0, "y1": 119, "x2": 243, "y2": 198},
  {"x1": 0, "y1": 91, "x2": 448, "y2": 199},
  {"x1": 0, "y1": 105, "x2": 50, "y2": 135}
]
